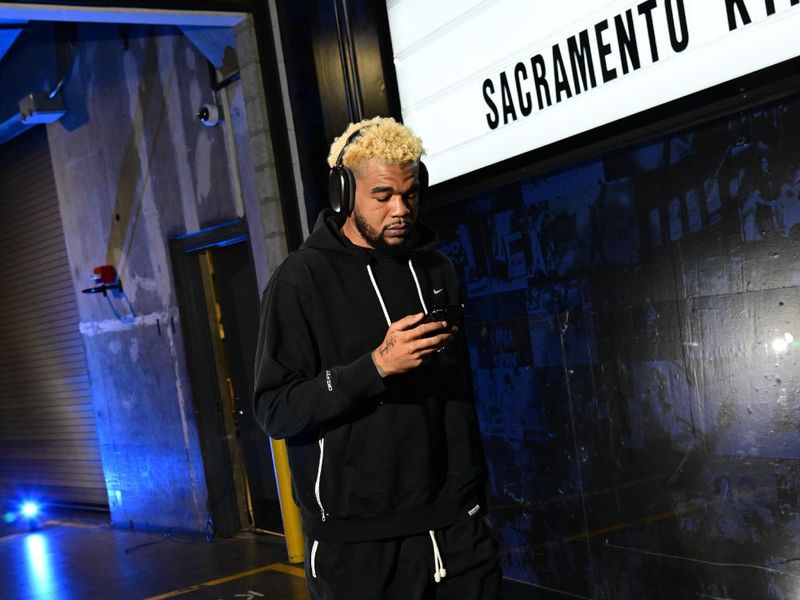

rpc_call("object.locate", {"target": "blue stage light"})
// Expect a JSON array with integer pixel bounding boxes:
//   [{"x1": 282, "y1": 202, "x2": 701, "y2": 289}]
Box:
[{"x1": 21, "y1": 502, "x2": 39, "y2": 519}]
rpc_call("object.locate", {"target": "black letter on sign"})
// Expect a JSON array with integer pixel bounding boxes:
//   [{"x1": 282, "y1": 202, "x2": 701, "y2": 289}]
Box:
[
  {"x1": 483, "y1": 78, "x2": 499, "y2": 130},
  {"x1": 595, "y1": 19, "x2": 617, "y2": 83},
  {"x1": 638, "y1": 0, "x2": 660, "y2": 62},
  {"x1": 725, "y1": 0, "x2": 751, "y2": 30},
  {"x1": 514, "y1": 62, "x2": 532, "y2": 117},
  {"x1": 552, "y1": 44, "x2": 572, "y2": 102},
  {"x1": 567, "y1": 30, "x2": 597, "y2": 95},
  {"x1": 615, "y1": 10, "x2": 641, "y2": 74},
  {"x1": 499, "y1": 72, "x2": 517, "y2": 124},
  {"x1": 531, "y1": 54, "x2": 552, "y2": 109},
  {"x1": 665, "y1": 0, "x2": 689, "y2": 51}
]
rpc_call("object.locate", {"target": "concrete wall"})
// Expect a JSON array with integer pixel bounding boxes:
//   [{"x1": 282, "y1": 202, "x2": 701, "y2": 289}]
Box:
[
  {"x1": 46, "y1": 23, "x2": 242, "y2": 532},
  {"x1": 234, "y1": 15, "x2": 290, "y2": 292}
]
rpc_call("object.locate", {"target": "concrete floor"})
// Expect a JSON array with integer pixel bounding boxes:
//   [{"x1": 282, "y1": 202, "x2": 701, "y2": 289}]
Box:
[{"x1": 0, "y1": 508, "x2": 538, "y2": 599}]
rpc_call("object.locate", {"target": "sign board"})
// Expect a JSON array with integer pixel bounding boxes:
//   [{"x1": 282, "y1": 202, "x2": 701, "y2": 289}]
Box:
[{"x1": 387, "y1": 0, "x2": 800, "y2": 184}]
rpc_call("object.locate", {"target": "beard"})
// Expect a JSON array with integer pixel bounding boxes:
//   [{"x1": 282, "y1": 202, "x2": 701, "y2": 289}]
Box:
[{"x1": 353, "y1": 209, "x2": 416, "y2": 257}]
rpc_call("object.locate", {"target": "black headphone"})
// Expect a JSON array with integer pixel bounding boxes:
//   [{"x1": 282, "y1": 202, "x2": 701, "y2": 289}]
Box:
[{"x1": 328, "y1": 126, "x2": 429, "y2": 216}]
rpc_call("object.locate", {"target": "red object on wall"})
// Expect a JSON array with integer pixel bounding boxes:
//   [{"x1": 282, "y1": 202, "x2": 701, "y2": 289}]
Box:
[{"x1": 92, "y1": 265, "x2": 118, "y2": 285}]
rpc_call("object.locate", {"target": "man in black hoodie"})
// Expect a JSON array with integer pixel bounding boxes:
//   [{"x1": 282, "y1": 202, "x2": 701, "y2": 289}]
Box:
[{"x1": 253, "y1": 117, "x2": 500, "y2": 599}]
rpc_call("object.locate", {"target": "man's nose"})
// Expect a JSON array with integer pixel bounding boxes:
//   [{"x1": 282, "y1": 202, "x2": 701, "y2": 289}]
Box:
[{"x1": 389, "y1": 194, "x2": 411, "y2": 215}]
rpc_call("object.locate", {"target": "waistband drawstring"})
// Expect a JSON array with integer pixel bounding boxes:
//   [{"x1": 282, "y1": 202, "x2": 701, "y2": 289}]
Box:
[
  {"x1": 428, "y1": 530, "x2": 447, "y2": 583},
  {"x1": 366, "y1": 259, "x2": 428, "y2": 326},
  {"x1": 310, "y1": 539, "x2": 319, "y2": 578}
]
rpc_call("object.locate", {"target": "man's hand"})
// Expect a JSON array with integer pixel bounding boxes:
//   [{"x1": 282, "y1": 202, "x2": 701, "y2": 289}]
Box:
[{"x1": 372, "y1": 313, "x2": 456, "y2": 377}]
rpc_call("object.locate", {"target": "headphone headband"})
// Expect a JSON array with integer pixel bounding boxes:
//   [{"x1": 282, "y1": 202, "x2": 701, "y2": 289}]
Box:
[{"x1": 335, "y1": 126, "x2": 369, "y2": 167}]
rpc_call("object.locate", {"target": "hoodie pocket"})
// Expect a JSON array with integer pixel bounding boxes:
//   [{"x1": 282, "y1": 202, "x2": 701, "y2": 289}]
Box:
[{"x1": 351, "y1": 401, "x2": 438, "y2": 500}]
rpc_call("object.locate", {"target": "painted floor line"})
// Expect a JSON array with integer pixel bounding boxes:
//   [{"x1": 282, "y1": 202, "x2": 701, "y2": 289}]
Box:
[{"x1": 143, "y1": 562, "x2": 305, "y2": 600}]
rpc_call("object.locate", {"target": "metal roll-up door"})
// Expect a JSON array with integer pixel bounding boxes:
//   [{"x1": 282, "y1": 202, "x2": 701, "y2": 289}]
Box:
[{"x1": 0, "y1": 126, "x2": 107, "y2": 508}]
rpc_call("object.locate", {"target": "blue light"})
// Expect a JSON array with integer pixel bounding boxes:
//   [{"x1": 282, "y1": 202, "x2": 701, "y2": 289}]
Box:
[
  {"x1": 24, "y1": 533, "x2": 54, "y2": 597},
  {"x1": 21, "y1": 502, "x2": 39, "y2": 519}
]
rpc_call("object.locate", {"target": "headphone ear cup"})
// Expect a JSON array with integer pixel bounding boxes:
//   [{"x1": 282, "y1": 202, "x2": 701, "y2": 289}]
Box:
[
  {"x1": 342, "y1": 166, "x2": 356, "y2": 216},
  {"x1": 328, "y1": 165, "x2": 356, "y2": 216},
  {"x1": 328, "y1": 166, "x2": 346, "y2": 214},
  {"x1": 418, "y1": 161, "x2": 429, "y2": 207}
]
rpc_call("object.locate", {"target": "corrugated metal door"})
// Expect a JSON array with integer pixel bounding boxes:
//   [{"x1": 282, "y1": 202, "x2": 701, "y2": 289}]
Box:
[{"x1": 0, "y1": 127, "x2": 107, "y2": 508}]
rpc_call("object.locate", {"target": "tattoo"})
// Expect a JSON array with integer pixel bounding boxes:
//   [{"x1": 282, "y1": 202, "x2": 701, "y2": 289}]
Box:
[
  {"x1": 378, "y1": 334, "x2": 396, "y2": 357},
  {"x1": 373, "y1": 334, "x2": 396, "y2": 378},
  {"x1": 370, "y1": 347, "x2": 388, "y2": 379}
]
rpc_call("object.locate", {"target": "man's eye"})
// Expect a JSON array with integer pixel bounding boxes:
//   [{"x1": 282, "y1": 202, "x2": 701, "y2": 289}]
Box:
[{"x1": 375, "y1": 195, "x2": 391, "y2": 202}]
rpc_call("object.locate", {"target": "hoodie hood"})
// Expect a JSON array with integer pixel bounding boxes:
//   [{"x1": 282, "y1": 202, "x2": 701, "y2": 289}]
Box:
[{"x1": 302, "y1": 208, "x2": 440, "y2": 259}]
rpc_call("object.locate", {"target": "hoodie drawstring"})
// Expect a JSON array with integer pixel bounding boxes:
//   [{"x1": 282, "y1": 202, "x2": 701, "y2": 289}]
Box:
[
  {"x1": 408, "y1": 261, "x2": 429, "y2": 314},
  {"x1": 429, "y1": 530, "x2": 447, "y2": 583},
  {"x1": 367, "y1": 258, "x2": 444, "y2": 582},
  {"x1": 366, "y1": 259, "x2": 428, "y2": 326}
]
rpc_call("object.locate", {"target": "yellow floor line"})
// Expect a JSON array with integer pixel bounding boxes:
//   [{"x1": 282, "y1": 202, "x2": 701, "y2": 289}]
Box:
[
  {"x1": 260, "y1": 563, "x2": 305, "y2": 578},
  {"x1": 143, "y1": 562, "x2": 305, "y2": 600}
]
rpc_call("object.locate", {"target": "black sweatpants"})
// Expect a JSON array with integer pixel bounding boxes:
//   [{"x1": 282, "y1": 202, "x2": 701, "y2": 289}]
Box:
[{"x1": 304, "y1": 513, "x2": 501, "y2": 600}]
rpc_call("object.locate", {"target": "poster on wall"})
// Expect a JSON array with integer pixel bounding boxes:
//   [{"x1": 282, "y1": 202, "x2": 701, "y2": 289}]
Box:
[{"x1": 386, "y1": 0, "x2": 800, "y2": 185}]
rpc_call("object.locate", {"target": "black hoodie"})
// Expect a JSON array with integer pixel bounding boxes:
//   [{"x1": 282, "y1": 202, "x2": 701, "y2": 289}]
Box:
[{"x1": 253, "y1": 209, "x2": 487, "y2": 542}]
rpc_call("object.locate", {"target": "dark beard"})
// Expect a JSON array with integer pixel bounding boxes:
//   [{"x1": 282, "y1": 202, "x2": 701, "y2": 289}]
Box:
[{"x1": 353, "y1": 209, "x2": 415, "y2": 257}]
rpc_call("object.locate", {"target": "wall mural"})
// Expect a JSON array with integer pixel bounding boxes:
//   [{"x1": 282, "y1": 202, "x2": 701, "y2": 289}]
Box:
[{"x1": 426, "y1": 94, "x2": 800, "y2": 599}]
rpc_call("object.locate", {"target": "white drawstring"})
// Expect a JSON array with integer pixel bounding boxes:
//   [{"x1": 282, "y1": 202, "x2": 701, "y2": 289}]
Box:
[
  {"x1": 310, "y1": 539, "x2": 319, "y2": 578},
  {"x1": 367, "y1": 259, "x2": 445, "y2": 583},
  {"x1": 407, "y1": 260, "x2": 428, "y2": 314},
  {"x1": 428, "y1": 530, "x2": 447, "y2": 583},
  {"x1": 314, "y1": 436, "x2": 326, "y2": 521},
  {"x1": 366, "y1": 264, "x2": 392, "y2": 326},
  {"x1": 366, "y1": 259, "x2": 428, "y2": 327}
]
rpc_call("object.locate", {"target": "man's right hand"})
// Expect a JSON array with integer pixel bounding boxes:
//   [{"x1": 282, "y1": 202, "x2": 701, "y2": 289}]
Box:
[{"x1": 371, "y1": 313, "x2": 456, "y2": 378}]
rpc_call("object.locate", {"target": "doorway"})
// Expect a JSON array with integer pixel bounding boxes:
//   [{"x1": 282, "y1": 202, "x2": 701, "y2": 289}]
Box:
[{"x1": 170, "y1": 219, "x2": 283, "y2": 537}]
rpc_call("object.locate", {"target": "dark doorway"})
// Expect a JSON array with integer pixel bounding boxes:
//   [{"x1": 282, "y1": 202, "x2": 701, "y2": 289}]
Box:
[{"x1": 170, "y1": 219, "x2": 283, "y2": 537}]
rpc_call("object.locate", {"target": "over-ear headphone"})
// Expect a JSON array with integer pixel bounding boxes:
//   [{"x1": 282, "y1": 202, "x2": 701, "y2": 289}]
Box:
[{"x1": 328, "y1": 126, "x2": 429, "y2": 216}]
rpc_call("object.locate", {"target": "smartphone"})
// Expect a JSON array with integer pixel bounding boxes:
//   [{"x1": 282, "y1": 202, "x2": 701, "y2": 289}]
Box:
[{"x1": 421, "y1": 304, "x2": 464, "y2": 328}]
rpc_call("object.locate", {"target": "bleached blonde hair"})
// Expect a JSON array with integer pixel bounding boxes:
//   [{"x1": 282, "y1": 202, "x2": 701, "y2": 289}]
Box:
[{"x1": 327, "y1": 116, "x2": 424, "y2": 174}]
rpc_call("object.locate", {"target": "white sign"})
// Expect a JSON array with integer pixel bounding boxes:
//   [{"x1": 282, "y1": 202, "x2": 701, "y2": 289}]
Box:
[{"x1": 387, "y1": 0, "x2": 800, "y2": 185}]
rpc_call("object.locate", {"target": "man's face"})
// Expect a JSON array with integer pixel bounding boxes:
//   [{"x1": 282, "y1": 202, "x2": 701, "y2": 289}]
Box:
[{"x1": 342, "y1": 160, "x2": 420, "y2": 250}]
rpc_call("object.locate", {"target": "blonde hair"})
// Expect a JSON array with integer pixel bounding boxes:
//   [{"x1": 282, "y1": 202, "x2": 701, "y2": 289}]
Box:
[{"x1": 327, "y1": 116, "x2": 424, "y2": 173}]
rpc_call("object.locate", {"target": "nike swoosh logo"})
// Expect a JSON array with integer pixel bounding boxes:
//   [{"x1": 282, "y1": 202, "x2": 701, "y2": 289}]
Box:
[{"x1": 433, "y1": 288, "x2": 444, "y2": 294}]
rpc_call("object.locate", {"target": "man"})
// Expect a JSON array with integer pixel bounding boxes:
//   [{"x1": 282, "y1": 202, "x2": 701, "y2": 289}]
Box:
[{"x1": 253, "y1": 117, "x2": 500, "y2": 599}]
